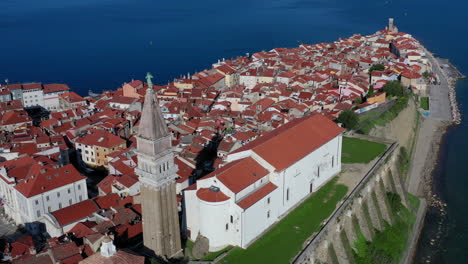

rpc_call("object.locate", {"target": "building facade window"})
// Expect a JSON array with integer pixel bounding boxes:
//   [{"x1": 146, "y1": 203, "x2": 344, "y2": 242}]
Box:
[
  {"x1": 37, "y1": 210, "x2": 41, "y2": 217},
  {"x1": 267, "y1": 197, "x2": 270, "y2": 204},
  {"x1": 286, "y1": 188, "x2": 290, "y2": 201},
  {"x1": 35, "y1": 200, "x2": 39, "y2": 205},
  {"x1": 225, "y1": 224, "x2": 228, "y2": 230},
  {"x1": 69, "y1": 199, "x2": 72, "y2": 205},
  {"x1": 57, "y1": 192, "x2": 60, "y2": 198},
  {"x1": 46, "y1": 196, "x2": 49, "y2": 201},
  {"x1": 267, "y1": 210, "x2": 270, "y2": 218},
  {"x1": 59, "y1": 203, "x2": 62, "y2": 209},
  {"x1": 230, "y1": 215, "x2": 233, "y2": 223}
]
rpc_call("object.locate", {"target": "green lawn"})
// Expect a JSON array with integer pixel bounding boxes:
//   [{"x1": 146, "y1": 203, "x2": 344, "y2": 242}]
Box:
[
  {"x1": 358, "y1": 96, "x2": 409, "y2": 134},
  {"x1": 358, "y1": 110, "x2": 382, "y2": 123},
  {"x1": 420, "y1": 97, "x2": 429, "y2": 110},
  {"x1": 342, "y1": 137, "x2": 387, "y2": 164},
  {"x1": 186, "y1": 240, "x2": 232, "y2": 261},
  {"x1": 220, "y1": 178, "x2": 348, "y2": 264}
]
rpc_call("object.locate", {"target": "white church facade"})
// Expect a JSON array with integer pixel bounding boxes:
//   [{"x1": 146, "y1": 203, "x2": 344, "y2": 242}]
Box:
[{"x1": 184, "y1": 114, "x2": 344, "y2": 251}]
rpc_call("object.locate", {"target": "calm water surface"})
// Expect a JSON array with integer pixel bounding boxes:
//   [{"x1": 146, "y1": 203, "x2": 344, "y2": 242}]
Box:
[{"x1": 0, "y1": 0, "x2": 467, "y2": 262}]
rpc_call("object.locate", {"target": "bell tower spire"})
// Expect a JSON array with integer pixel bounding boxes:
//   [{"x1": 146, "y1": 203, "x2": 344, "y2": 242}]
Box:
[{"x1": 136, "y1": 72, "x2": 182, "y2": 258}]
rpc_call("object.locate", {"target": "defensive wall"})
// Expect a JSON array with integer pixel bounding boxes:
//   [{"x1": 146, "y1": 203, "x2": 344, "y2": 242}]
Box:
[{"x1": 292, "y1": 139, "x2": 410, "y2": 264}]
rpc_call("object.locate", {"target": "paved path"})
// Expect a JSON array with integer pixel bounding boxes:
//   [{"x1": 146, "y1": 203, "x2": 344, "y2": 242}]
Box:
[{"x1": 427, "y1": 55, "x2": 452, "y2": 121}]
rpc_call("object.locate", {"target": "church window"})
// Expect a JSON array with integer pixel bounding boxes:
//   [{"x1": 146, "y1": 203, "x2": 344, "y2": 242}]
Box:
[
  {"x1": 159, "y1": 165, "x2": 162, "y2": 173},
  {"x1": 286, "y1": 188, "x2": 290, "y2": 201},
  {"x1": 310, "y1": 183, "x2": 313, "y2": 193},
  {"x1": 317, "y1": 166, "x2": 320, "y2": 177},
  {"x1": 78, "y1": 185, "x2": 81, "y2": 190},
  {"x1": 267, "y1": 210, "x2": 270, "y2": 218},
  {"x1": 57, "y1": 192, "x2": 60, "y2": 198},
  {"x1": 230, "y1": 215, "x2": 233, "y2": 223},
  {"x1": 226, "y1": 224, "x2": 229, "y2": 230},
  {"x1": 332, "y1": 156, "x2": 334, "y2": 167},
  {"x1": 59, "y1": 203, "x2": 62, "y2": 209},
  {"x1": 36, "y1": 210, "x2": 40, "y2": 217},
  {"x1": 35, "y1": 200, "x2": 39, "y2": 205},
  {"x1": 267, "y1": 197, "x2": 270, "y2": 204}
]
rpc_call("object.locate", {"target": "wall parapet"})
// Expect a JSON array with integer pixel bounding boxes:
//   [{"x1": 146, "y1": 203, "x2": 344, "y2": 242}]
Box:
[{"x1": 292, "y1": 140, "x2": 399, "y2": 264}]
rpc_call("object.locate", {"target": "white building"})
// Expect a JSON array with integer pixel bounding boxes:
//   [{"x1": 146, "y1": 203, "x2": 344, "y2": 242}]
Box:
[
  {"x1": 185, "y1": 114, "x2": 344, "y2": 251},
  {"x1": 22, "y1": 83, "x2": 44, "y2": 108},
  {"x1": 0, "y1": 157, "x2": 87, "y2": 234},
  {"x1": 43, "y1": 84, "x2": 70, "y2": 112}
]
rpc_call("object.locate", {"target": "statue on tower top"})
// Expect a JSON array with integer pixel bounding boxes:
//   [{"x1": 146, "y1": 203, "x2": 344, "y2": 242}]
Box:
[{"x1": 146, "y1": 72, "x2": 154, "y2": 90}]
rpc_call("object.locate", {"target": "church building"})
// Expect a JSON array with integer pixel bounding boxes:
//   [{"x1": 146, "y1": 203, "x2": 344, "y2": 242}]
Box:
[{"x1": 184, "y1": 114, "x2": 344, "y2": 251}]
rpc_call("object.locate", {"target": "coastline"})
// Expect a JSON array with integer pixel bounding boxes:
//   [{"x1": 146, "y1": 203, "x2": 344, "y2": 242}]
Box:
[{"x1": 404, "y1": 44, "x2": 465, "y2": 263}]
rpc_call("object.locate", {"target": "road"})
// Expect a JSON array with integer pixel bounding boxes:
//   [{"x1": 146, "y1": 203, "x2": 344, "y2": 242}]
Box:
[{"x1": 428, "y1": 58, "x2": 452, "y2": 121}]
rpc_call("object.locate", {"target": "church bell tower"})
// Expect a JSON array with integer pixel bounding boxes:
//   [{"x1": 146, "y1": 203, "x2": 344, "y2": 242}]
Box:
[{"x1": 135, "y1": 73, "x2": 182, "y2": 257}]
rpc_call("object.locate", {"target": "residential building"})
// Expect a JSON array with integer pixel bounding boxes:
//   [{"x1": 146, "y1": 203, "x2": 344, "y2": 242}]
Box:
[
  {"x1": 43, "y1": 84, "x2": 70, "y2": 112},
  {"x1": 22, "y1": 83, "x2": 44, "y2": 108},
  {"x1": 0, "y1": 157, "x2": 87, "y2": 234},
  {"x1": 75, "y1": 130, "x2": 126, "y2": 169}
]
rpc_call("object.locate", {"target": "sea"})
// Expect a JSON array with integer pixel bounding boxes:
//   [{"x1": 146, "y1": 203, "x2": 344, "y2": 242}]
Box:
[{"x1": 0, "y1": 0, "x2": 467, "y2": 262}]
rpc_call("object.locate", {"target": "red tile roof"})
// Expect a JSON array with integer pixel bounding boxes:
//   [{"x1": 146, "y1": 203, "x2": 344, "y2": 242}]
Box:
[
  {"x1": 196, "y1": 188, "x2": 230, "y2": 203},
  {"x1": 50, "y1": 242, "x2": 80, "y2": 261},
  {"x1": 94, "y1": 193, "x2": 120, "y2": 209},
  {"x1": 75, "y1": 129, "x2": 125, "y2": 149},
  {"x1": 204, "y1": 157, "x2": 269, "y2": 193},
  {"x1": 43, "y1": 83, "x2": 70, "y2": 94},
  {"x1": 234, "y1": 114, "x2": 344, "y2": 171},
  {"x1": 237, "y1": 182, "x2": 277, "y2": 209},
  {"x1": 68, "y1": 222, "x2": 97, "y2": 238},
  {"x1": 14, "y1": 164, "x2": 86, "y2": 198},
  {"x1": 51, "y1": 200, "x2": 100, "y2": 226}
]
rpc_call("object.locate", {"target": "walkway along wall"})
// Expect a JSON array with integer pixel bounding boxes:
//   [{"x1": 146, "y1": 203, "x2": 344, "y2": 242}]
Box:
[{"x1": 292, "y1": 141, "x2": 410, "y2": 264}]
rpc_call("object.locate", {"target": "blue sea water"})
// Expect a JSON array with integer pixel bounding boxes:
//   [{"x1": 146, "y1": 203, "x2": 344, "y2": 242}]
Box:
[{"x1": 0, "y1": 0, "x2": 467, "y2": 262}]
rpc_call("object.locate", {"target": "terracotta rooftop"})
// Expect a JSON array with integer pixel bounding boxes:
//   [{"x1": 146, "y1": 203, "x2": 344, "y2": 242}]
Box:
[
  {"x1": 196, "y1": 187, "x2": 230, "y2": 203},
  {"x1": 51, "y1": 199, "x2": 100, "y2": 226},
  {"x1": 237, "y1": 182, "x2": 277, "y2": 209},
  {"x1": 233, "y1": 114, "x2": 344, "y2": 171}
]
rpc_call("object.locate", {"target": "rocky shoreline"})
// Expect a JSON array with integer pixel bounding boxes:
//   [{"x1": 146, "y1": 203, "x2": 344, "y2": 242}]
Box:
[{"x1": 405, "y1": 46, "x2": 466, "y2": 264}]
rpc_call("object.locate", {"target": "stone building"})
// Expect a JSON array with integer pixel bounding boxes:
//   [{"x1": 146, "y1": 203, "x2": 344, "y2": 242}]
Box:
[{"x1": 135, "y1": 73, "x2": 182, "y2": 257}]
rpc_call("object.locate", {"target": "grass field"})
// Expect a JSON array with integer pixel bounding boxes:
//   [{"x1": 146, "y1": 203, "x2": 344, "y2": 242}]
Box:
[
  {"x1": 420, "y1": 97, "x2": 429, "y2": 110},
  {"x1": 358, "y1": 96, "x2": 409, "y2": 134},
  {"x1": 341, "y1": 137, "x2": 387, "y2": 164},
  {"x1": 220, "y1": 178, "x2": 348, "y2": 264}
]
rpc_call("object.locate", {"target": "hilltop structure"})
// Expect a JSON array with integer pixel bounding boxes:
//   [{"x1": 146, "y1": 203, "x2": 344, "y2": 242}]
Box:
[{"x1": 135, "y1": 73, "x2": 182, "y2": 257}]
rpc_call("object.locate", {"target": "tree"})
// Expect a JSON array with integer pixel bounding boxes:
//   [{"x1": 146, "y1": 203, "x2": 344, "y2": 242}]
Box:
[
  {"x1": 368, "y1": 64, "x2": 385, "y2": 75},
  {"x1": 367, "y1": 85, "x2": 375, "y2": 97},
  {"x1": 383, "y1": 81, "x2": 404, "y2": 97},
  {"x1": 336, "y1": 110, "x2": 359, "y2": 130},
  {"x1": 354, "y1": 97, "x2": 362, "y2": 104}
]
